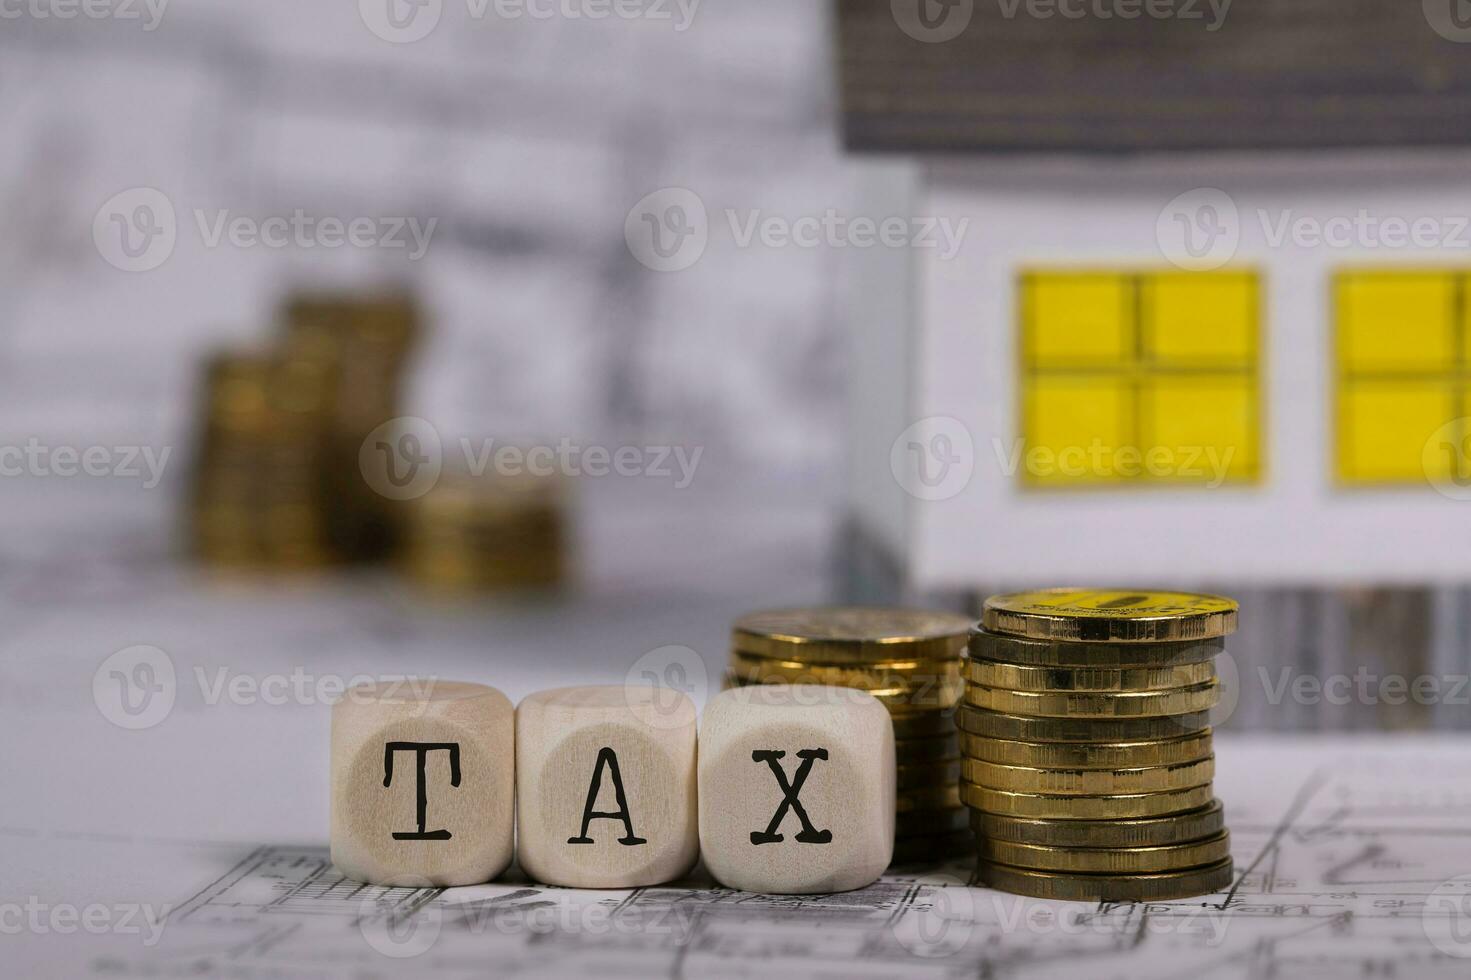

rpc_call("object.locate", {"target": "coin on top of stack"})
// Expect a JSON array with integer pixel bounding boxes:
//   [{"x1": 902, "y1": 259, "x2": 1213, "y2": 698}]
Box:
[
  {"x1": 963, "y1": 589, "x2": 1237, "y2": 901},
  {"x1": 726, "y1": 607, "x2": 972, "y2": 864}
]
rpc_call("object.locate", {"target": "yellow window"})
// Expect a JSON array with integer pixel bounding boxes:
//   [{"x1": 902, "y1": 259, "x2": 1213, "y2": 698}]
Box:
[
  {"x1": 1022, "y1": 273, "x2": 1131, "y2": 368},
  {"x1": 1018, "y1": 269, "x2": 1262, "y2": 489},
  {"x1": 1335, "y1": 270, "x2": 1471, "y2": 486},
  {"x1": 1145, "y1": 273, "x2": 1257, "y2": 367},
  {"x1": 1142, "y1": 377, "x2": 1258, "y2": 483},
  {"x1": 1338, "y1": 382, "x2": 1458, "y2": 483},
  {"x1": 1024, "y1": 377, "x2": 1129, "y2": 486},
  {"x1": 1337, "y1": 272, "x2": 1456, "y2": 374}
]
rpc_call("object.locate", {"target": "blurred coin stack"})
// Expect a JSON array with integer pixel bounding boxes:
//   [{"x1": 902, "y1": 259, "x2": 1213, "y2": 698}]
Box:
[
  {"x1": 280, "y1": 291, "x2": 420, "y2": 562},
  {"x1": 189, "y1": 349, "x2": 339, "y2": 569},
  {"x1": 401, "y1": 468, "x2": 567, "y2": 592},
  {"x1": 189, "y1": 290, "x2": 419, "y2": 570},
  {"x1": 726, "y1": 608, "x2": 972, "y2": 864},
  {"x1": 962, "y1": 589, "x2": 1237, "y2": 901}
]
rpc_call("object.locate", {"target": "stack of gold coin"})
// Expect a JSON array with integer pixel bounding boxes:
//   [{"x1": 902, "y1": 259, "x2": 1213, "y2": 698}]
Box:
[
  {"x1": 726, "y1": 608, "x2": 972, "y2": 864},
  {"x1": 280, "y1": 291, "x2": 421, "y2": 562},
  {"x1": 963, "y1": 589, "x2": 1237, "y2": 901},
  {"x1": 401, "y1": 469, "x2": 567, "y2": 592},
  {"x1": 188, "y1": 349, "x2": 339, "y2": 569}
]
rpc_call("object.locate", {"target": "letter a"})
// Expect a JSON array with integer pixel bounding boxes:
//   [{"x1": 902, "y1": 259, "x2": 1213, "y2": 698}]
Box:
[{"x1": 567, "y1": 747, "x2": 647, "y2": 846}]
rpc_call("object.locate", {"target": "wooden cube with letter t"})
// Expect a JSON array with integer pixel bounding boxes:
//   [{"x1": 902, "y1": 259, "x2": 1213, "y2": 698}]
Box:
[
  {"x1": 698, "y1": 685, "x2": 894, "y2": 894},
  {"x1": 515, "y1": 686, "x2": 698, "y2": 888},
  {"x1": 331, "y1": 680, "x2": 514, "y2": 886}
]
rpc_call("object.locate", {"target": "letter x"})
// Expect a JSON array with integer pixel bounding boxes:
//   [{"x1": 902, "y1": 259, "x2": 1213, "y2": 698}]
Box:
[{"x1": 749, "y1": 749, "x2": 832, "y2": 845}]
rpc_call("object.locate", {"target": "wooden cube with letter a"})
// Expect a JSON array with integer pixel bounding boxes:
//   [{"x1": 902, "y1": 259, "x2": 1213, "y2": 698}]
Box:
[
  {"x1": 698, "y1": 685, "x2": 895, "y2": 894},
  {"x1": 515, "y1": 685, "x2": 698, "y2": 888},
  {"x1": 331, "y1": 680, "x2": 514, "y2": 886}
]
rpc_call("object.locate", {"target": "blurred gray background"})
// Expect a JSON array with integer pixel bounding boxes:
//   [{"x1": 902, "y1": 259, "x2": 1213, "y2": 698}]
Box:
[{"x1": 0, "y1": 1, "x2": 1466, "y2": 735}]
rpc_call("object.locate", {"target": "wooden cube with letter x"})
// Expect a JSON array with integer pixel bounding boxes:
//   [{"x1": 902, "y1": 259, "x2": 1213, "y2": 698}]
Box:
[
  {"x1": 331, "y1": 680, "x2": 514, "y2": 886},
  {"x1": 515, "y1": 685, "x2": 698, "y2": 888},
  {"x1": 698, "y1": 685, "x2": 895, "y2": 894}
]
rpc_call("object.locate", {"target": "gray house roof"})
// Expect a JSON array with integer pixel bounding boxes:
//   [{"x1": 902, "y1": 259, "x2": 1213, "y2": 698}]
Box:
[{"x1": 839, "y1": 0, "x2": 1471, "y2": 153}]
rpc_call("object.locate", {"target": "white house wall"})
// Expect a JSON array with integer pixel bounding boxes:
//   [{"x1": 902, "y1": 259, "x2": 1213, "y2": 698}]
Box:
[{"x1": 912, "y1": 152, "x2": 1471, "y2": 587}]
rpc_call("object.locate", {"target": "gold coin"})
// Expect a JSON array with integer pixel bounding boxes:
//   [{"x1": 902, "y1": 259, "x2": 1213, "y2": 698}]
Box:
[
  {"x1": 962, "y1": 658, "x2": 1214, "y2": 692},
  {"x1": 892, "y1": 830, "x2": 974, "y2": 865},
  {"x1": 960, "y1": 730, "x2": 1212, "y2": 769},
  {"x1": 982, "y1": 589, "x2": 1238, "y2": 643},
  {"x1": 963, "y1": 682, "x2": 1219, "y2": 718},
  {"x1": 896, "y1": 807, "x2": 970, "y2": 837},
  {"x1": 978, "y1": 858, "x2": 1234, "y2": 901},
  {"x1": 969, "y1": 628, "x2": 1222, "y2": 667},
  {"x1": 959, "y1": 781, "x2": 1213, "y2": 819},
  {"x1": 898, "y1": 759, "x2": 961, "y2": 790},
  {"x1": 732, "y1": 608, "x2": 972, "y2": 663},
  {"x1": 979, "y1": 831, "x2": 1230, "y2": 874},
  {"x1": 961, "y1": 757, "x2": 1213, "y2": 795},
  {"x1": 897, "y1": 784, "x2": 962, "y2": 813},
  {"x1": 730, "y1": 651, "x2": 960, "y2": 699},
  {"x1": 956, "y1": 705, "x2": 1210, "y2": 742},
  {"x1": 896, "y1": 732, "x2": 960, "y2": 764},
  {"x1": 971, "y1": 800, "x2": 1226, "y2": 848},
  {"x1": 720, "y1": 672, "x2": 961, "y2": 714}
]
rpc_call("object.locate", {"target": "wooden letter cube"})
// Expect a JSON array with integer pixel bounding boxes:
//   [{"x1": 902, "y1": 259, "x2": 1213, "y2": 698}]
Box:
[
  {"x1": 698, "y1": 684, "x2": 895, "y2": 894},
  {"x1": 516, "y1": 685, "x2": 698, "y2": 888},
  {"x1": 331, "y1": 680, "x2": 514, "y2": 886}
]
